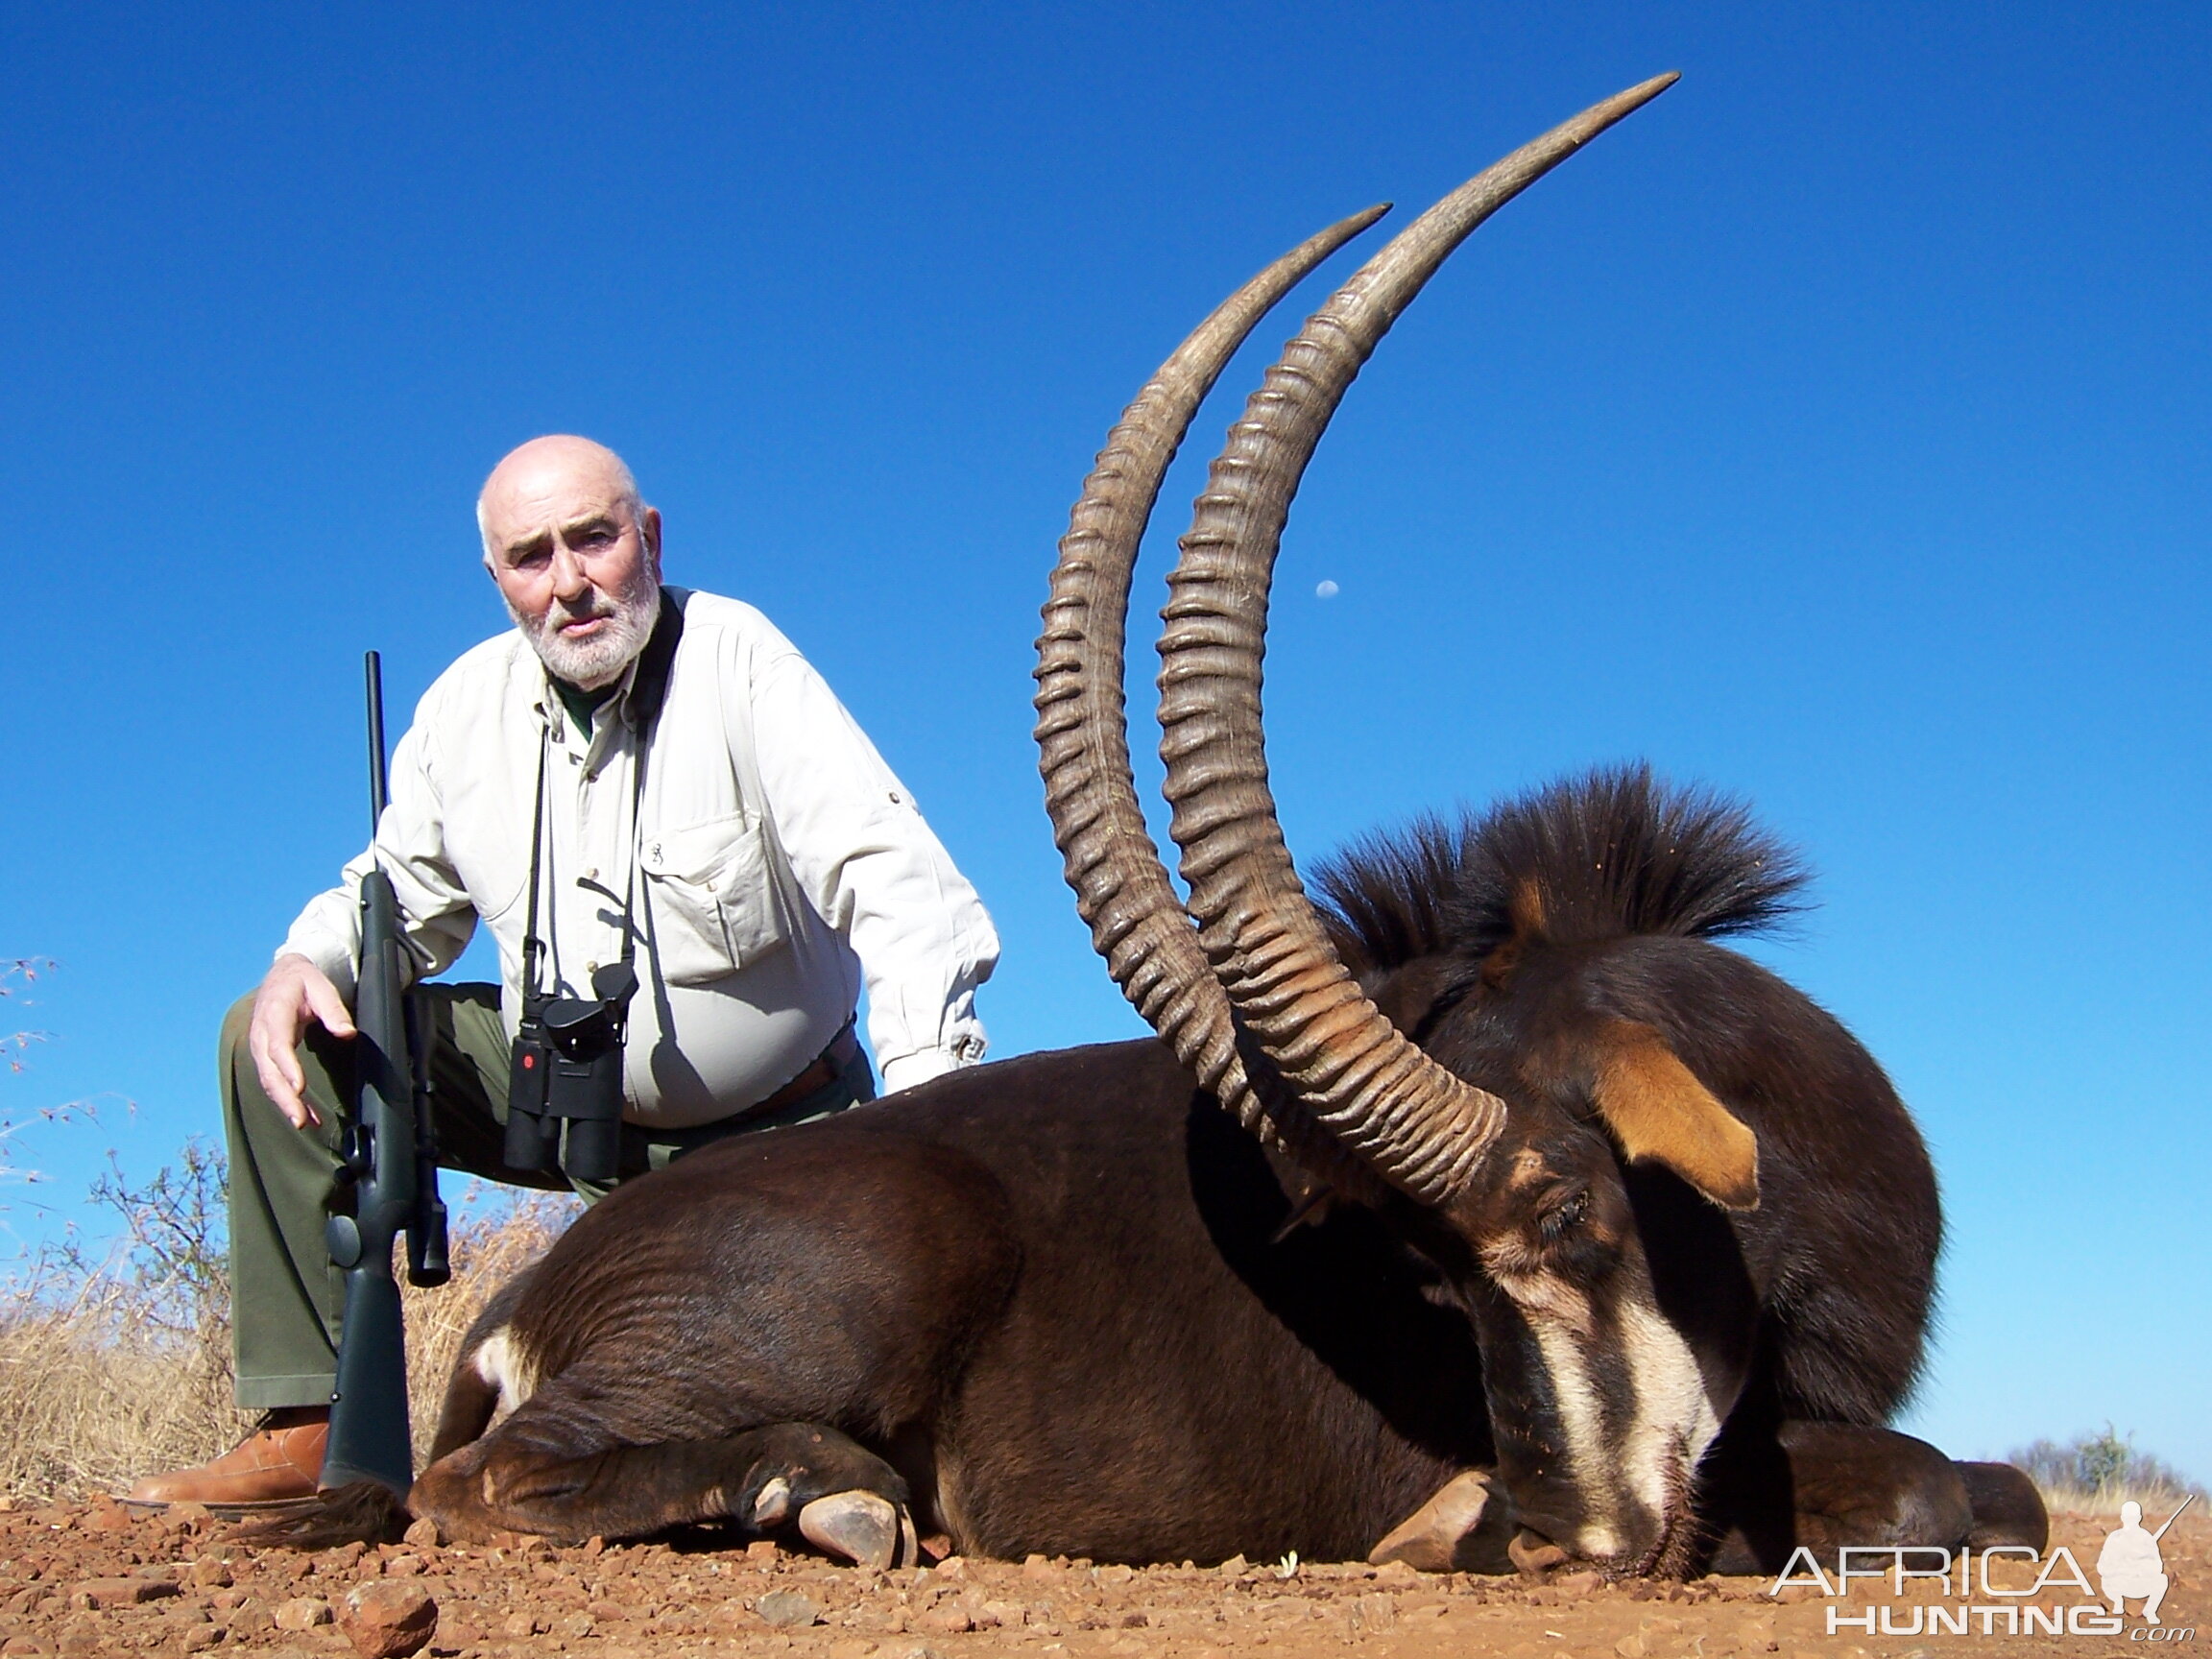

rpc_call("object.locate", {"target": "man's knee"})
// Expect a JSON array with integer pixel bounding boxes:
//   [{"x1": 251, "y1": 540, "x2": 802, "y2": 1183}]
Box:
[
  {"x1": 220, "y1": 988, "x2": 258, "y2": 1063},
  {"x1": 220, "y1": 989, "x2": 271, "y2": 1128},
  {"x1": 221, "y1": 985, "x2": 344, "y2": 1142}
]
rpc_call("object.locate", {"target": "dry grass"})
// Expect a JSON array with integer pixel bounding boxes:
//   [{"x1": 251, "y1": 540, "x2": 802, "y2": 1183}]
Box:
[
  {"x1": 2008, "y1": 1430, "x2": 2205, "y2": 1518},
  {"x1": 398, "y1": 1185, "x2": 580, "y2": 1460},
  {"x1": 0, "y1": 1136, "x2": 245, "y2": 1501},
  {"x1": 0, "y1": 1259, "x2": 247, "y2": 1502},
  {"x1": 2039, "y1": 1486, "x2": 2202, "y2": 1521},
  {"x1": 0, "y1": 1152, "x2": 577, "y2": 1503},
  {"x1": 2029, "y1": 1479, "x2": 2205, "y2": 1520}
]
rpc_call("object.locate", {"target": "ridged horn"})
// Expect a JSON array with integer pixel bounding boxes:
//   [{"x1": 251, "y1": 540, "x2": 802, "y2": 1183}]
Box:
[
  {"x1": 1036, "y1": 206, "x2": 1391, "y2": 1193},
  {"x1": 1157, "y1": 74, "x2": 1679, "y2": 1204}
]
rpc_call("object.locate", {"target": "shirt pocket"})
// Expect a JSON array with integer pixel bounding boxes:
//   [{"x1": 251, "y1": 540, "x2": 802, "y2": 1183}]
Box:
[{"x1": 637, "y1": 810, "x2": 790, "y2": 985}]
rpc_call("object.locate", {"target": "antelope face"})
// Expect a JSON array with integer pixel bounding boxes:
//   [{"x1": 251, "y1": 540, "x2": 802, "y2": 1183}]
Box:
[
  {"x1": 1442, "y1": 1121, "x2": 1730, "y2": 1575},
  {"x1": 1424, "y1": 971, "x2": 1764, "y2": 1575}
]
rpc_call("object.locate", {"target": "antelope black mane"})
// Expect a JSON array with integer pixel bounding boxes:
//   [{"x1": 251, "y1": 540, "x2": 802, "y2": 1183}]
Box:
[{"x1": 1313, "y1": 764, "x2": 1811, "y2": 974}]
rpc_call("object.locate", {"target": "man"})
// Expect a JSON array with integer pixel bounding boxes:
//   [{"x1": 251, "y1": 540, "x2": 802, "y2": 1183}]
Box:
[
  {"x1": 2098, "y1": 1500, "x2": 2173, "y2": 1624},
  {"x1": 131, "y1": 435, "x2": 999, "y2": 1505}
]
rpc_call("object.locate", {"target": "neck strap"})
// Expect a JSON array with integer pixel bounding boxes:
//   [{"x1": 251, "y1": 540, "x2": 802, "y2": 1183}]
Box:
[{"x1": 518, "y1": 588, "x2": 689, "y2": 998}]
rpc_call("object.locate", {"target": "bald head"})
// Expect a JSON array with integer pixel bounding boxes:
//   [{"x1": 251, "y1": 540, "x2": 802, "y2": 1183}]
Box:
[
  {"x1": 478, "y1": 435, "x2": 665, "y2": 689},
  {"x1": 477, "y1": 435, "x2": 647, "y2": 565}
]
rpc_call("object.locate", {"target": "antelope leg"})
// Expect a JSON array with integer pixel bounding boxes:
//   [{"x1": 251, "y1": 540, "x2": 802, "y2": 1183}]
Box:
[{"x1": 411, "y1": 1413, "x2": 909, "y2": 1551}]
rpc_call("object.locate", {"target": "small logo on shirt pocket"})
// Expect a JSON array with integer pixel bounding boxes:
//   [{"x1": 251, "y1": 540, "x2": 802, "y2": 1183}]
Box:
[{"x1": 637, "y1": 811, "x2": 790, "y2": 984}]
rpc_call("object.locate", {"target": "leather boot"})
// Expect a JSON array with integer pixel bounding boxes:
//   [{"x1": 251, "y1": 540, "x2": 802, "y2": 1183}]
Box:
[{"x1": 127, "y1": 1408, "x2": 329, "y2": 1507}]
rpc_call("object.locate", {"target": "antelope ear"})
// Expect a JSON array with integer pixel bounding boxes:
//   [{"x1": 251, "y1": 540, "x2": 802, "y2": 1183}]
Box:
[
  {"x1": 1363, "y1": 956, "x2": 1467, "y2": 1042},
  {"x1": 1589, "y1": 1021, "x2": 1760, "y2": 1211}
]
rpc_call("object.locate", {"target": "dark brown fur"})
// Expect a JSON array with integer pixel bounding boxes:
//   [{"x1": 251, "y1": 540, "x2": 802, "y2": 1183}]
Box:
[
  {"x1": 1315, "y1": 766, "x2": 1936, "y2": 1428},
  {"x1": 1314, "y1": 767, "x2": 1982, "y2": 1568},
  {"x1": 273, "y1": 768, "x2": 2033, "y2": 1573}
]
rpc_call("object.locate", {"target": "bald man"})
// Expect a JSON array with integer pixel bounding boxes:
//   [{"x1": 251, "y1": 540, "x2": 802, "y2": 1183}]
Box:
[{"x1": 131, "y1": 437, "x2": 999, "y2": 1507}]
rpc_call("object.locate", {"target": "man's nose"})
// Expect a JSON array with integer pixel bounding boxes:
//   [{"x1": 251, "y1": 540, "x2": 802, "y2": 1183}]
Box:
[{"x1": 549, "y1": 542, "x2": 589, "y2": 598}]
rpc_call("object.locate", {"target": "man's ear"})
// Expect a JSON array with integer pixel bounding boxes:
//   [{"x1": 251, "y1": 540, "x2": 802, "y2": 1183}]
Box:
[
  {"x1": 642, "y1": 506, "x2": 663, "y2": 578},
  {"x1": 1588, "y1": 1020, "x2": 1759, "y2": 1211}
]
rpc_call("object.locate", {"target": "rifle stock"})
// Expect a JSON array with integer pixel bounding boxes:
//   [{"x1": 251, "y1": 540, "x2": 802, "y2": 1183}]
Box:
[{"x1": 321, "y1": 652, "x2": 448, "y2": 1495}]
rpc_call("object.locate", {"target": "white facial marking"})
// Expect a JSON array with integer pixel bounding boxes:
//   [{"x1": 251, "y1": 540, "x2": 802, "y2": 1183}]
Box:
[
  {"x1": 1486, "y1": 1262, "x2": 1597, "y2": 1337},
  {"x1": 471, "y1": 1327, "x2": 537, "y2": 1420},
  {"x1": 1525, "y1": 1274, "x2": 1624, "y2": 1561},
  {"x1": 1617, "y1": 1301, "x2": 1724, "y2": 1522}
]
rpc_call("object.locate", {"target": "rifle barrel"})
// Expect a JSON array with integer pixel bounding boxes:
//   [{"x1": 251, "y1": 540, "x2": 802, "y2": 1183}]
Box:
[
  {"x1": 2152, "y1": 1491, "x2": 2196, "y2": 1541},
  {"x1": 365, "y1": 651, "x2": 390, "y2": 826}
]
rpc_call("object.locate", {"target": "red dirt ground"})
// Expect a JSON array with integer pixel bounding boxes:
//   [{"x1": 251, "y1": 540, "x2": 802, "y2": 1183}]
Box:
[{"x1": 0, "y1": 1499, "x2": 2197, "y2": 1659}]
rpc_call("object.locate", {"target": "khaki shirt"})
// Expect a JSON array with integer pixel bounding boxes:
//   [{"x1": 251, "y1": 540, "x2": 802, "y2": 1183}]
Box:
[{"x1": 282, "y1": 591, "x2": 998, "y2": 1125}]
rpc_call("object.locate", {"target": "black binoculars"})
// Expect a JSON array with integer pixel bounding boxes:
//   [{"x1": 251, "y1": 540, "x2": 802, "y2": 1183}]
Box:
[{"x1": 505, "y1": 961, "x2": 639, "y2": 1184}]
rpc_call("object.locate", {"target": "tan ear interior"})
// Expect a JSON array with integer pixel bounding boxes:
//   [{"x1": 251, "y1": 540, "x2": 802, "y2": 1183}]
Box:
[{"x1": 1590, "y1": 1021, "x2": 1760, "y2": 1211}]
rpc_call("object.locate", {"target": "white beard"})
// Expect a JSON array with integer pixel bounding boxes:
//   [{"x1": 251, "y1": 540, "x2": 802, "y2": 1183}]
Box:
[{"x1": 510, "y1": 564, "x2": 661, "y2": 689}]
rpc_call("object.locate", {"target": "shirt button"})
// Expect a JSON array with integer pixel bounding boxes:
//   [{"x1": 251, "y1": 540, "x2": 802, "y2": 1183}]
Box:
[{"x1": 583, "y1": 866, "x2": 598, "y2": 881}]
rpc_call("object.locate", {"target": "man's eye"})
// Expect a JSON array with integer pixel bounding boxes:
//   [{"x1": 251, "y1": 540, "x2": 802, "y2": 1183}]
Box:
[{"x1": 1539, "y1": 1190, "x2": 1591, "y2": 1241}]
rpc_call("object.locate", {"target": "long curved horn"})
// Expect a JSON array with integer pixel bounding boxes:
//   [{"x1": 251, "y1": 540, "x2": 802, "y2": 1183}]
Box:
[
  {"x1": 1036, "y1": 207, "x2": 1389, "y2": 1190},
  {"x1": 1157, "y1": 74, "x2": 1679, "y2": 1204}
]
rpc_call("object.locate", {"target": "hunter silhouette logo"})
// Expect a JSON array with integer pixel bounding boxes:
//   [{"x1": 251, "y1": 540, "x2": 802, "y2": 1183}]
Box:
[
  {"x1": 1769, "y1": 1495, "x2": 2198, "y2": 1641},
  {"x1": 2102, "y1": 1495, "x2": 2193, "y2": 1626}
]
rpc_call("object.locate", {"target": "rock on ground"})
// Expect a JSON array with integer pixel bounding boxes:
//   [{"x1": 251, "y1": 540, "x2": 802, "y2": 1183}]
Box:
[{"x1": 339, "y1": 1578, "x2": 437, "y2": 1658}]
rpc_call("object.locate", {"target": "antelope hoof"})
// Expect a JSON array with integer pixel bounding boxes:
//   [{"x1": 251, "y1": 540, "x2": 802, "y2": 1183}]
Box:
[
  {"x1": 1370, "y1": 1469, "x2": 1515, "y2": 1574},
  {"x1": 799, "y1": 1489, "x2": 902, "y2": 1570},
  {"x1": 753, "y1": 1476, "x2": 793, "y2": 1527}
]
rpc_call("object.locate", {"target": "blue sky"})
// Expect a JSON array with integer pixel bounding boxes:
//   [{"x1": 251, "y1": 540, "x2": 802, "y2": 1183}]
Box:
[{"x1": 6, "y1": 4, "x2": 2206, "y2": 1484}]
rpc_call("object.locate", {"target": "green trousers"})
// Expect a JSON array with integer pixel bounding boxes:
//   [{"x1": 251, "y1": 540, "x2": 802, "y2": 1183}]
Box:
[{"x1": 220, "y1": 982, "x2": 873, "y2": 1410}]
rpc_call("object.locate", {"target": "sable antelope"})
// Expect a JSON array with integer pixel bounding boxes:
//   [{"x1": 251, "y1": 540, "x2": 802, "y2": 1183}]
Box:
[{"x1": 284, "y1": 77, "x2": 2045, "y2": 1575}]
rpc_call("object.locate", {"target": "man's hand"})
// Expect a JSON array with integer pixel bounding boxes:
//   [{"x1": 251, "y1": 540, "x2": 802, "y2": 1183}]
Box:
[{"x1": 250, "y1": 952, "x2": 356, "y2": 1129}]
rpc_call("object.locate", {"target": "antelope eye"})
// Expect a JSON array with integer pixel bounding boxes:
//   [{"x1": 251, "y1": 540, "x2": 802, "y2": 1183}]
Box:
[{"x1": 1539, "y1": 1189, "x2": 1591, "y2": 1241}]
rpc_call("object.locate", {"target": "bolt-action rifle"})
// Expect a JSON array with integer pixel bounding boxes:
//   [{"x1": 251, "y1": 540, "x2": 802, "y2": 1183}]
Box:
[{"x1": 320, "y1": 651, "x2": 449, "y2": 1495}]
